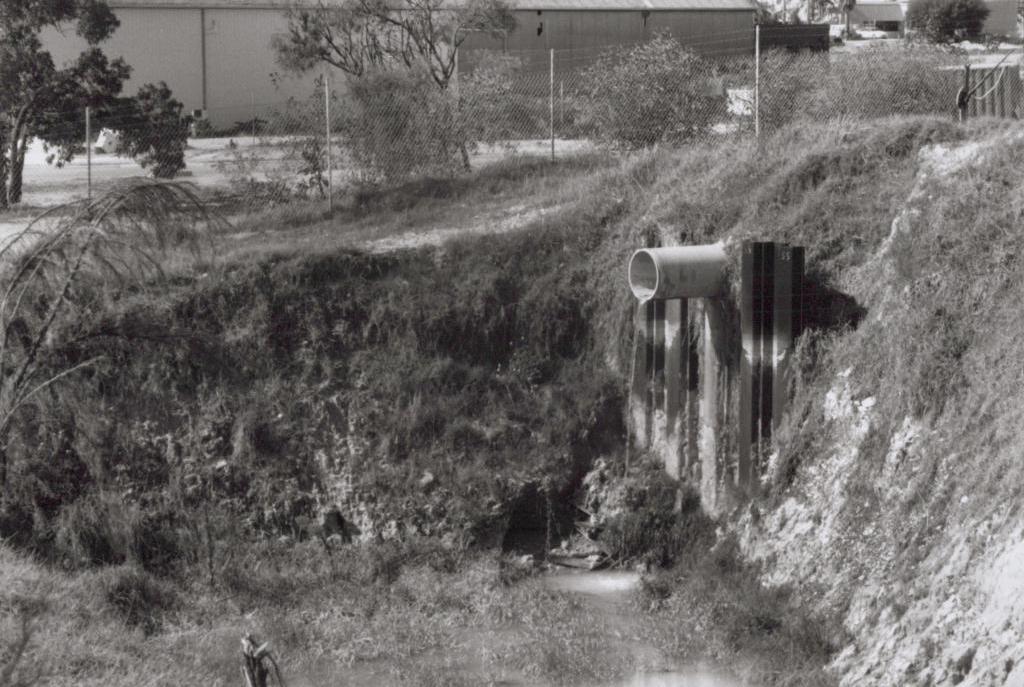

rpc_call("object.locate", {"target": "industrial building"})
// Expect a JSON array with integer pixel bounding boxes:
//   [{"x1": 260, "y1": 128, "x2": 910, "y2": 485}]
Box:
[
  {"x1": 42, "y1": 1, "x2": 323, "y2": 129},
  {"x1": 41, "y1": 0, "x2": 758, "y2": 128},
  {"x1": 460, "y1": 0, "x2": 758, "y2": 60},
  {"x1": 43, "y1": 0, "x2": 1013, "y2": 130}
]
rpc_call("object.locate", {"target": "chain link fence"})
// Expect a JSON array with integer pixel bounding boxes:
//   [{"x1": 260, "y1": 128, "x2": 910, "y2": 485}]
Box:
[{"x1": 17, "y1": 33, "x2": 1018, "y2": 218}]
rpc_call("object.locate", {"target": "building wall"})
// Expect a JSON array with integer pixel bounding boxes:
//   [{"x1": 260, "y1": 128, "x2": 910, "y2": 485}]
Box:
[
  {"x1": 41, "y1": 8, "x2": 205, "y2": 116},
  {"x1": 41, "y1": 4, "x2": 755, "y2": 127},
  {"x1": 461, "y1": 8, "x2": 754, "y2": 68},
  {"x1": 983, "y1": 0, "x2": 1019, "y2": 37},
  {"x1": 203, "y1": 8, "x2": 325, "y2": 127},
  {"x1": 41, "y1": 7, "x2": 331, "y2": 128}
]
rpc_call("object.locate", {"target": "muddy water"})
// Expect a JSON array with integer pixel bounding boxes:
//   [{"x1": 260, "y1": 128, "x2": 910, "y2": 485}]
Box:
[{"x1": 541, "y1": 570, "x2": 745, "y2": 687}]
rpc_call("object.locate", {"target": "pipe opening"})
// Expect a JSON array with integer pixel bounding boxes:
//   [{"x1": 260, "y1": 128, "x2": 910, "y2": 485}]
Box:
[
  {"x1": 627, "y1": 244, "x2": 729, "y2": 301},
  {"x1": 628, "y1": 251, "x2": 658, "y2": 302}
]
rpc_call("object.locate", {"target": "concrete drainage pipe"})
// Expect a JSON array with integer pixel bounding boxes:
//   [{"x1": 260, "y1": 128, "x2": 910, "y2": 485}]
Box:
[{"x1": 627, "y1": 243, "x2": 729, "y2": 301}]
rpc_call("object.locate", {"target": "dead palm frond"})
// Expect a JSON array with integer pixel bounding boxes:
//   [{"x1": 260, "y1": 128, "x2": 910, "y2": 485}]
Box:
[{"x1": 0, "y1": 178, "x2": 227, "y2": 486}]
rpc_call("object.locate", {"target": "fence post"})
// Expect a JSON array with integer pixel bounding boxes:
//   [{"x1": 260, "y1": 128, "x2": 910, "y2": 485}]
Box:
[
  {"x1": 957, "y1": 64, "x2": 971, "y2": 123},
  {"x1": 85, "y1": 105, "x2": 92, "y2": 201},
  {"x1": 324, "y1": 71, "x2": 333, "y2": 216},
  {"x1": 550, "y1": 48, "x2": 555, "y2": 161},
  {"x1": 754, "y1": 24, "x2": 761, "y2": 139}
]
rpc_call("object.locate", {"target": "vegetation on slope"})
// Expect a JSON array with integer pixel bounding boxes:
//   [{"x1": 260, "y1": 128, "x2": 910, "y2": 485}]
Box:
[{"x1": 4, "y1": 115, "x2": 1017, "y2": 685}]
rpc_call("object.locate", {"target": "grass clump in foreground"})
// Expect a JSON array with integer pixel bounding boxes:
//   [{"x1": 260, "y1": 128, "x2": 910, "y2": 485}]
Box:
[
  {"x1": 584, "y1": 463, "x2": 842, "y2": 686},
  {"x1": 2, "y1": 524, "x2": 841, "y2": 687},
  {"x1": 0, "y1": 538, "x2": 641, "y2": 686},
  {"x1": 637, "y1": 534, "x2": 845, "y2": 686}
]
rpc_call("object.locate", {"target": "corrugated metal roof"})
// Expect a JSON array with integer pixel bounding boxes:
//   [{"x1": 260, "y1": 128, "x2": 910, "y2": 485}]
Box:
[
  {"x1": 110, "y1": 0, "x2": 756, "y2": 9},
  {"x1": 109, "y1": 1, "x2": 302, "y2": 6},
  {"x1": 510, "y1": 0, "x2": 756, "y2": 9}
]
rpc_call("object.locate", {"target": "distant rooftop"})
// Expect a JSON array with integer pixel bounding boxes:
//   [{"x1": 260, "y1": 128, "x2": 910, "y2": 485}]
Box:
[
  {"x1": 509, "y1": 0, "x2": 756, "y2": 8},
  {"x1": 110, "y1": 0, "x2": 756, "y2": 9}
]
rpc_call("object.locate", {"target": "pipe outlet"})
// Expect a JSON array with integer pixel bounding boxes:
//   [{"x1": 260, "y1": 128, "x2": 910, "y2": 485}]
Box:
[{"x1": 628, "y1": 244, "x2": 729, "y2": 301}]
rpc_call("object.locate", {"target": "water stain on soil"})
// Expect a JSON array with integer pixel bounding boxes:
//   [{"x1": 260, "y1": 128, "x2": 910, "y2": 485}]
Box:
[
  {"x1": 282, "y1": 567, "x2": 745, "y2": 687},
  {"x1": 541, "y1": 570, "x2": 744, "y2": 687}
]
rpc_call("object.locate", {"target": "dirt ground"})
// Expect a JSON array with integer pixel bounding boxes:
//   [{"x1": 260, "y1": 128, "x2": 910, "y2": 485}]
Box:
[
  {"x1": 17, "y1": 136, "x2": 590, "y2": 206},
  {"x1": 1, "y1": 136, "x2": 591, "y2": 245}
]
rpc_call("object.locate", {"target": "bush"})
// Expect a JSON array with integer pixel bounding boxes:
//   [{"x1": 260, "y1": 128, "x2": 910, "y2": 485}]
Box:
[
  {"x1": 759, "y1": 48, "x2": 960, "y2": 131},
  {"x1": 115, "y1": 82, "x2": 191, "y2": 178},
  {"x1": 461, "y1": 54, "x2": 547, "y2": 144},
  {"x1": 907, "y1": 0, "x2": 990, "y2": 42},
  {"x1": 102, "y1": 566, "x2": 178, "y2": 635},
  {"x1": 53, "y1": 493, "x2": 183, "y2": 573},
  {"x1": 211, "y1": 83, "x2": 333, "y2": 205},
  {"x1": 54, "y1": 492, "x2": 146, "y2": 568},
  {"x1": 342, "y1": 70, "x2": 468, "y2": 181},
  {"x1": 600, "y1": 469, "x2": 713, "y2": 566},
  {"x1": 582, "y1": 36, "x2": 725, "y2": 148}
]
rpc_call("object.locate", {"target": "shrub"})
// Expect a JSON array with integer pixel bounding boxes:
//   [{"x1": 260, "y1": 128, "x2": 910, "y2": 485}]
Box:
[
  {"x1": 461, "y1": 54, "x2": 547, "y2": 144},
  {"x1": 115, "y1": 82, "x2": 191, "y2": 178},
  {"x1": 600, "y1": 468, "x2": 713, "y2": 566},
  {"x1": 54, "y1": 492, "x2": 136, "y2": 567},
  {"x1": 907, "y1": 0, "x2": 990, "y2": 42},
  {"x1": 52, "y1": 493, "x2": 184, "y2": 573},
  {"x1": 582, "y1": 36, "x2": 725, "y2": 148},
  {"x1": 759, "y1": 48, "x2": 960, "y2": 131},
  {"x1": 342, "y1": 70, "x2": 468, "y2": 181},
  {"x1": 215, "y1": 139, "x2": 294, "y2": 206},
  {"x1": 102, "y1": 566, "x2": 177, "y2": 635}
]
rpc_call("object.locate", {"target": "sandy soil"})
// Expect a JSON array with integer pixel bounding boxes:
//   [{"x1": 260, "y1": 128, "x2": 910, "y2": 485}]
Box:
[
  {"x1": 363, "y1": 201, "x2": 567, "y2": 254},
  {"x1": 17, "y1": 137, "x2": 592, "y2": 208},
  {"x1": 541, "y1": 570, "x2": 742, "y2": 687},
  {"x1": 0, "y1": 137, "x2": 593, "y2": 246}
]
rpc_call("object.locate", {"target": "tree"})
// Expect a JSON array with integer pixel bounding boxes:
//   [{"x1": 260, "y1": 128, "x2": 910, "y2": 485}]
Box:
[
  {"x1": 275, "y1": 0, "x2": 514, "y2": 174},
  {"x1": 112, "y1": 83, "x2": 191, "y2": 179},
  {"x1": 583, "y1": 36, "x2": 725, "y2": 149},
  {"x1": 0, "y1": 1, "x2": 191, "y2": 207},
  {"x1": 274, "y1": 0, "x2": 516, "y2": 90},
  {"x1": 0, "y1": 1, "x2": 127, "y2": 206},
  {"x1": 907, "y1": 0, "x2": 990, "y2": 42}
]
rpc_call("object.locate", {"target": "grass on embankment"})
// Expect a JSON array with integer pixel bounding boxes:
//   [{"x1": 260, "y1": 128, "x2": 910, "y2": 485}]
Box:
[
  {"x1": 4, "y1": 116, "x2": 1017, "y2": 686},
  {"x1": 219, "y1": 153, "x2": 614, "y2": 262}
]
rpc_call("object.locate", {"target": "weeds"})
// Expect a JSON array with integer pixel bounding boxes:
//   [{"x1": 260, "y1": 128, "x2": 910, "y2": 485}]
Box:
[
  {"x1": 600, "y1": 466, "x2": 714, "y2": 567},
  {"x1": 639, "y1": 536, "x2": 844, "y2": 686},
  {"x1": 102, "y1": 566, "x2": 178, "y2": 635},
  {"x1": 0, "y1": 593, "x2": 46, "y2": 687},
  {"x1": 2, "y1": 116, "x2": 1012, "y2": 686}
]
